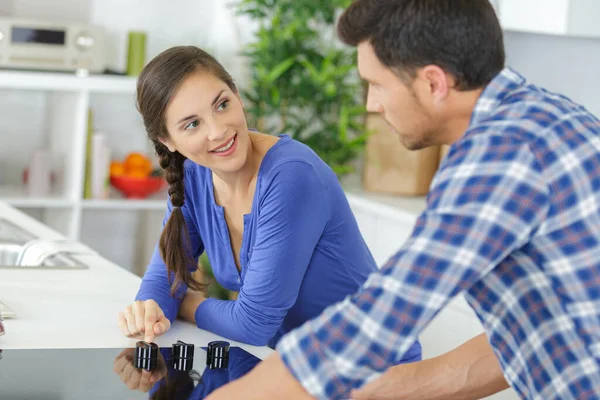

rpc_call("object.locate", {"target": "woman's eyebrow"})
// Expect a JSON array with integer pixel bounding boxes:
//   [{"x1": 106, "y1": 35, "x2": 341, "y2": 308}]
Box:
[
  {"x1": 177, "y1": 114, "x2": 197, "y2": 125},
  {"x1": 212, "y1": 90, "x2": 226, "y2": 106},
  {"x1": 176, "y1": 90, "x2": 227, "y2": 126}
]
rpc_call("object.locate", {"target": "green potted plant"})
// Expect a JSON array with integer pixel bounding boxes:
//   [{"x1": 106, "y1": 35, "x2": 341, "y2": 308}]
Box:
[
  {"x1": 198, "y1": 253, "x2": 232, "y2": 300},
  {"x1": 237, "y1": 0, "x2": 369, "y2": 177}
]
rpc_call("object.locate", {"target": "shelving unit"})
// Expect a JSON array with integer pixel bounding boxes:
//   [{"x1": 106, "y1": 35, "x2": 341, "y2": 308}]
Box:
[
  {"x1": 81, "y1": 199, "x2": 166, "y2": 211},
  {"x1": 0, "y1": 70, "x2": 136, "y2": 93},
  {"x1": 0, "y1": 69, "x2": 165, "y2": 272}
]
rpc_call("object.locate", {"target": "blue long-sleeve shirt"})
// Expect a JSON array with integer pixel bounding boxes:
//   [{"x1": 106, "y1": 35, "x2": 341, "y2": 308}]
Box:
[{"x1": 136, "y1": 134, "x2": 421, "y2": 360}]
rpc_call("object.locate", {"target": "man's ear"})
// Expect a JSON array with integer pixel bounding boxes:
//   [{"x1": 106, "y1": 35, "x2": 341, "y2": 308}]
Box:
[
  {"x1": 158, "y1": 137, "x2": 176, "y2": 153},
  {"x1": 417, "y1": 65, "x2": 451, "y2": 105}
]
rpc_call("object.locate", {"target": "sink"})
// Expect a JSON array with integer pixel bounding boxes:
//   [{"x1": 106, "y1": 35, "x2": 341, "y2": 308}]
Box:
[
  {"x1": 0, "y1": 243, "x2": 21, "y2": 265},
  {"x1": 0, "y1": 219, "x2": 91, "y2": 269},
  {"x1": 0, "y1": 241, "x2": 89, "y2": 269}
]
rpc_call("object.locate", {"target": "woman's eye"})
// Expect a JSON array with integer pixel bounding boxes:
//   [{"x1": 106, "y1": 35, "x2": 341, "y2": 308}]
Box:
[
  {"x1": 217, "y1": 100, "x2": 229, "y2": 111},
  {"x1": 185, "y1": 120, "x2": 200, "y2": 130}
]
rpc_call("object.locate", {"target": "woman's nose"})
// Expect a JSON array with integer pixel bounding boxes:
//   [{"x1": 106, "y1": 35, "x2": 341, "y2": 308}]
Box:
[{"x1": 208, "y1": 127, "x2": 228, "y2": 141}]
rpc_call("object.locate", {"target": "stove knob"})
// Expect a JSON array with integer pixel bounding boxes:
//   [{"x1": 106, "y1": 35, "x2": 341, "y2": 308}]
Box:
[
  {"x1": 134, "y1": 341, "x2": 158, "y2": 371},
  {"x1": 172, "y1": 340, "x2": 195, "y2": 371},
  {"x1": 206, "y1": 340, "x2": 230, "y2": 370}
]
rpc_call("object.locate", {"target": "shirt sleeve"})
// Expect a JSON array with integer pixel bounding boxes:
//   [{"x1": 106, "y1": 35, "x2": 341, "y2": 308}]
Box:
[
  {"x1": 135, "y1": 185, "x2": 204, "y2": 323},
  {"x1": 276, "y1": 134, "x2": 551, "y2": 399},
  {"x1": 194, "y1": 161, "x2": 330, "y2": 346}
]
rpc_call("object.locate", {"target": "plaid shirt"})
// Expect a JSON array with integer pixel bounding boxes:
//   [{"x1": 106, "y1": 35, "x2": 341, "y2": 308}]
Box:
[{"x1": 277, "y1": 68, "x2": 600, "y2": 400}]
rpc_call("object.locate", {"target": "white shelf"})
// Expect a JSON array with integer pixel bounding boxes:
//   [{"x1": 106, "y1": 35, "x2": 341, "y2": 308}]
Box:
[
  {"x1": 0, "y1": 70, "x2": 136, "y2": 93},
  {"x1": 0, "y1": 186, "x2": 74, "y2": 208},
  {"x1": 82, "y1": 199, "x2": 166, "y2": 211}
]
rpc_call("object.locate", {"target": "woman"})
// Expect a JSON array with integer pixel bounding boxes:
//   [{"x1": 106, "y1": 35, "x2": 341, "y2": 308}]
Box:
[{"x1": 117, "y1": 46, "x2": 421, "y2": 361}]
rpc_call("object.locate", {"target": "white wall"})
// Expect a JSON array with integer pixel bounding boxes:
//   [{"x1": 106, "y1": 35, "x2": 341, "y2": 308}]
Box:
[
  {"x1": 10, "y1": 0, "x2": 89, "y2": 20},
  {"x1": 2, "y1": 0, "x2": 251, "y2": 83},
  {"x1": 88, "y1": 0, "x2": 251, "y2": 85},
  {"x1": 504, "y1": 30, "x2": 600, "y2": 116}
]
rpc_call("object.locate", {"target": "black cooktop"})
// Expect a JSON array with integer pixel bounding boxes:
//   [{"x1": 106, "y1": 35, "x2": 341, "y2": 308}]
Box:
[{"x1": 0, "y1": 341, "x2": 261, "y2": 399}]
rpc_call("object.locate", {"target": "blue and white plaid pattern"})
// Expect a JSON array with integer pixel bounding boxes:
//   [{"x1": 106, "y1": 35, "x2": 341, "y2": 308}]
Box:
[{"x1": 277, "y1": 68, "x2": 600, "y2": 400}]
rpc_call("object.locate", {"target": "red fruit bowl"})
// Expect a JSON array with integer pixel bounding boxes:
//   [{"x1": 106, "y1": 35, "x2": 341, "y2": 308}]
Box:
[{"x1": 110, "y1": 175, "x2": 167, "y2": 199}]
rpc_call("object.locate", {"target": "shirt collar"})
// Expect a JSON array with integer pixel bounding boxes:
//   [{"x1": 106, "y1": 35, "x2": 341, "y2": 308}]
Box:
[{"x1": 469, "y1": 67, "x2": 526, "y2": 126}]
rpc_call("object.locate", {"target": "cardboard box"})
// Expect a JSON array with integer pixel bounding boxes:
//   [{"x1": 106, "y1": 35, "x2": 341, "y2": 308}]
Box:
[
  {"x1": 439, "y1": 144, "x2": 451, "y2": 165},
  {"x1": 362, "y1": 113, "x2": 440, "y2": 196}
]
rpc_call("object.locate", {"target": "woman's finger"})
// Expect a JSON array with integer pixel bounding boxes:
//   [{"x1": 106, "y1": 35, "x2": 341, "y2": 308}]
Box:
[
  {"x1": 143, "y1": 302, "x2": 158, "y2": 343},
  {"x1": 116, "y1": 312, "x2": 129, "y2": 337},
  {"x1": 125, "y1": 306, "x2": 139, "y2": 336},
  {"x1": 133, "y1": 301, "x2": 146, "y2": 336},
  {"x1": 139, "y1": 369, "x2": 153, "y2": 392}
]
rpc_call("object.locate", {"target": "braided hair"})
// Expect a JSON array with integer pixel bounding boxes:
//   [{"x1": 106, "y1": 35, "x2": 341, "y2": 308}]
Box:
[{"x1": 136, "y1": 46, "x2": 237, "y2": 294}]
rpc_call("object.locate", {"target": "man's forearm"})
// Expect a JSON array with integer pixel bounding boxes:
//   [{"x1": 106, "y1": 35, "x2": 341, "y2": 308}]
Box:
[
  {"x1": 352, "y1": 333, "x2": 509, "y2": 400},
  {"x1": 433, "y1": 333, "x2": 509, "y2": 399}
]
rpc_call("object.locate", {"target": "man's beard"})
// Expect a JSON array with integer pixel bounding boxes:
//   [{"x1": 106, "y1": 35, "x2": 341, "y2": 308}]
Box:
[{"x1": 391, "y1": 123, "x2": 435, "y2": 151}]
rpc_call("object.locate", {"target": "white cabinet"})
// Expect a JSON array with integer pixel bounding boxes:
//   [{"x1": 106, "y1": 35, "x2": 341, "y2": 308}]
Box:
[{"x1": 497, "y1": 0, "x2": 600, "y2": 38}]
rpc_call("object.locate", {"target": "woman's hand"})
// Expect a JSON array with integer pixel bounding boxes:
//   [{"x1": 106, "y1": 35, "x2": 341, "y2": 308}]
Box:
[
  {"x1": 113, "y1": 348, "x2": 168, "y2": 392},
  {"x1": 117, "y1": 299, "x2": 171, "y2": 343}
]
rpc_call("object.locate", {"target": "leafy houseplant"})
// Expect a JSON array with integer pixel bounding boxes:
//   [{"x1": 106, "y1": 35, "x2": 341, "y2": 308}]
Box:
[
  {"x1": 199, "y1": 253, "x2": 232, "y2": 300},
  {"x1": 236, "y1": 0, "x2": 369, "y2": 177}
]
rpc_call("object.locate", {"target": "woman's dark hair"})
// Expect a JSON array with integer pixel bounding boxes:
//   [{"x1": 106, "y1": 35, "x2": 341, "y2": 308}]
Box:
[
  {"x1": 338, "y1": 0, "x2": 505, "y2": 90},
  {"x1": 136, "y1": 46, "x2": 237, "y2": 294}
]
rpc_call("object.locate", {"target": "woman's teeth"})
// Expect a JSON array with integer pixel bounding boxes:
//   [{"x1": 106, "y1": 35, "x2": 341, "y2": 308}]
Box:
[{"x1": 212, "y1": 136, "x2": 235, "y2": 153}]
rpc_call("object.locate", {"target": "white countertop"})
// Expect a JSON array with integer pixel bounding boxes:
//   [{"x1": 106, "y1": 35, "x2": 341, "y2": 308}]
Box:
[{"x1": 0, "y1": 202, "x2": 272, "y2": 360}]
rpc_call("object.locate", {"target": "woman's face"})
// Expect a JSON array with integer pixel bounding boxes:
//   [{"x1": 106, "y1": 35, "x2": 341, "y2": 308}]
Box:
[{"x1": 162, "y1": 71, "x2": 250, "y2": 173}]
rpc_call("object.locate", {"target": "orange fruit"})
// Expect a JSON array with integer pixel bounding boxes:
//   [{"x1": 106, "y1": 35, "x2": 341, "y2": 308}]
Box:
[
  {"x1": 110, "y1": 161, "x2": 125, "y2": 177},
  {"x1": 124, "y1": 152, "x2": 152, "y2": 177},
  {"x1": 126, "y1": 169, "x2": 151, "y2": 178}
]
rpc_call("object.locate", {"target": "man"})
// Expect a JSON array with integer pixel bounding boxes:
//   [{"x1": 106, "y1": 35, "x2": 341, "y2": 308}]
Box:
[{"x1": 208, "y1": 0, "x2": 600, "y2": 399}]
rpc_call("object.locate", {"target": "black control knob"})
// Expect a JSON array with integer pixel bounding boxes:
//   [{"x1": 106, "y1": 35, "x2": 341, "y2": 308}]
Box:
[
  {"x1": 206, "y1": 341, "x2": 230, "y2": 370},
  {"x1": 134, "y1": 341, "x2": 158, "y2": 371},
  {"x1": 172, "y1": 340, "x2": 195, "y2": 371}
]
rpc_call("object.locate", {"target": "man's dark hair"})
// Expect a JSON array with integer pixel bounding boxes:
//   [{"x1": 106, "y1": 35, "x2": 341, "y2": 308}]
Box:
[{"x1": 338, "y1": 0, "x2": 505, "y2": 90}]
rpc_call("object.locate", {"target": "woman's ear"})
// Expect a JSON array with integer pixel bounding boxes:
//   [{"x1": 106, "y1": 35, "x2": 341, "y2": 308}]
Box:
[{"x1": 159, "y1": 137, "x2": 176, "y2": 153}]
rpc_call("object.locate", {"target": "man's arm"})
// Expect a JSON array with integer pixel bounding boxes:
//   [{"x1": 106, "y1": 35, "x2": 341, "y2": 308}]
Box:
[
  {"x1": 206, "y1": 333, "x2": 509, "y2": 400},
  {"x1": 351, "y1": 333, "x2": 509, "y2": 400}
]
